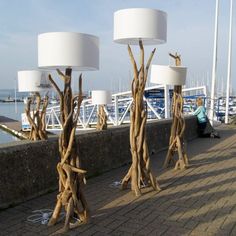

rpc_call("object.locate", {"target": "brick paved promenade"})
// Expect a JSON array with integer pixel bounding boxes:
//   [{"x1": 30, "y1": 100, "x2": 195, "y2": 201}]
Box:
[{"x1": 0, "y1": 125, "x2": 236, "y2": 236}]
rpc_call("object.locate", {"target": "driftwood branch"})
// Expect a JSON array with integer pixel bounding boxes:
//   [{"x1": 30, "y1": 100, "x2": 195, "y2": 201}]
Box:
[
  {"x1": 48, "y1": 74, "x2": 61, "y2": 96},
  {"x1": 169, "y1": 52, "x2": 181, "y2": 66},
  {"x1": 145, "y1": 48, "x2": 156, "y2": 81},
  {"x1": 96, "y1": 105, "x2": 108, "y2": 130},
  {"x1": 73, "y1": 74, "x2": 83, "y2": 125}
]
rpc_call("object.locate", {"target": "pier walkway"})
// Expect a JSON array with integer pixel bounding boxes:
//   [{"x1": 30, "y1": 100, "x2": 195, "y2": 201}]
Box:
[
  {"x1": 0, "y1": 125, "x2": 236, "y2": 235},
  {"x1": 0, "y1": 116, "x2": 21, "y2": 131},
  {"x1": 0, "y1": 116, "x2": 27, "y2": 139}
]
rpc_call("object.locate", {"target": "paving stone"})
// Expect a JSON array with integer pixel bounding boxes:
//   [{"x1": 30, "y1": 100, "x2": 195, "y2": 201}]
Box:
[
  {"x1": 110, "y1": 230, "x2": 133, "y2": 236},
  {"x1": 203, "y1": 209, "x2": 219, "y2": 222},
  {"x1": 105, "y1": 219, "x2": 126, "y2": 230},
  {"x1": 135, "y1": 225, "x2": 156, "y2": 235},
  {"x1": 208, "y1": 216, "x2": 227, "y2": 230},
  {"x1": 96, "y1": 217, "x2": 116, "y2": 227},
  {"x1": 148, "y1": 217, "x2": 166, "y2": 228},
  {"x1": 184, "y1": 219, "x2": 199, "y2": 230},
  {"x1": 93, "y1": 232, "x2": 111, "y2": 236},
  {"x1": 220, "y1": 216, "x2": 236, "y2": 234},
  {"x1": 79, "y1": 226, "x2": 98, "y2": 236},
  {"x1": 141, "y1": 211, "x2": 160, "y2": 224},
  {"x1": 177, "y1": 210, "x2": 196, "y2": 224},
  {"x1": 164, "y1": 226, "x2": 191, "y2": 236},
  {"x1": 148, "y1": 225, "x2": 169, "y2": 236},
  {"x1": 230, "y1": 224, "x2": 236, "y2": 236},
  {"x1": 116, "y1": 222, "x2": 144, "y2": 234}
]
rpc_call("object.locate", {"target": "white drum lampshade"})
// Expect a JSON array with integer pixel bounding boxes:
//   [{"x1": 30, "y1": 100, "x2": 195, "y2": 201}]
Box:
[
  {"x1": 18, "y1": 70, "x2": 50, "y2": 92},
  {"x1": 114, "y1": 8, "x2": 167, "y2": 45},
  {"x1": 92, "y1": 90, "x2": 112, "y2": 105},
  {"x1": 38, "y1": 32, "x2": 99, "y2": 70},
  {"x1": 150, "y1": 65, "x2": 187, "y2": 86}
]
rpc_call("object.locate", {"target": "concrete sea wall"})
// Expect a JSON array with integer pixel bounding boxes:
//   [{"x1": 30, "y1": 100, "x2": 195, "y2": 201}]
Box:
[{"x1": 0, "y1": 116, "x2": 198, "y2": 209}]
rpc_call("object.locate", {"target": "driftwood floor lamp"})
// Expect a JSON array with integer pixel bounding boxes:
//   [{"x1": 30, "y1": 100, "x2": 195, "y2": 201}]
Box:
[
  {"x1": 92, "y1": 90, "x2": 111, "y2": 130},
  {"x1": 17, "y1": 70, "x2": 50, "y2": 141},
  {"x1": 113, "y1": 8, "x2": 167, "y2": 196},
  {"x1": 38, "y1": 32, "x2": 99, "y2": 232},
  {"x1": 150, "y1": 62, "x2": 188, "y2": 170}
]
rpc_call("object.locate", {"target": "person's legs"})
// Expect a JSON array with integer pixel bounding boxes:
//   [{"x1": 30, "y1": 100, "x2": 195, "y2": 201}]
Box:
[
  {"x1": 198, "y1": 122, "x2": 207, "y2": 137},
  {"x1": 205, "y1": 117, "x2": 220, "y2": 138}
]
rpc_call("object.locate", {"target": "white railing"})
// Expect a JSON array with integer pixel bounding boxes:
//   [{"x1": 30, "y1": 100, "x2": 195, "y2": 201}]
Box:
[
  {"x1": 45, "y1": 85, "x2": 207, "y2": 131},
  {"x1": 182, "y1": 86, "x2": 207, "y2": 97}
]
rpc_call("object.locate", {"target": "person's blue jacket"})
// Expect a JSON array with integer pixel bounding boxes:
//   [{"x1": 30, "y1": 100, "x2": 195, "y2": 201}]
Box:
[{"x1": 193, "y1": 106, "x2": 207, "y2": 123}]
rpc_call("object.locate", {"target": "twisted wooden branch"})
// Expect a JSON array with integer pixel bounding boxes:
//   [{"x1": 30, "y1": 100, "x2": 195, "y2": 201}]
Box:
[
  {"x1": 73, "y1": 74, "x2": 83, "y2": 126},
  {"x1": 169, "y1": 52, "x2": 181, "y2": 66},
  {"x1": 48, "y1": 74, "x2": 64, "y2": 124}
]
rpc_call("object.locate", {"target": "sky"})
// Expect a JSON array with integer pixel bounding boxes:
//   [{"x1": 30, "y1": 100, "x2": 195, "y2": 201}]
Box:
[{"x1": 0, "y1": 0, "x2": 235, "y2": 95}]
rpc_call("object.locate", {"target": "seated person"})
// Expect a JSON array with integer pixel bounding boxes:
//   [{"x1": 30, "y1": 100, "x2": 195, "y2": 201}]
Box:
[{"x1": 193, "y1": 97, "x2": 220, "y2": 138}]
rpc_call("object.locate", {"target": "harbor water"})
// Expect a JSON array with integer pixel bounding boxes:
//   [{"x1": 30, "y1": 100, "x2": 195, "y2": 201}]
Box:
[
  {"x1": 0, "y1": 129, "x2": 20, "y2": 144},
  {"x1": 0, "y1": 103, "x2": 25, "y2": 144},
  {"x1": 0, "y1": 89, "x2": 26, "y2": 144},
  {"x1": 0, "y1": 102, "x2": 25, "y2": 121}
]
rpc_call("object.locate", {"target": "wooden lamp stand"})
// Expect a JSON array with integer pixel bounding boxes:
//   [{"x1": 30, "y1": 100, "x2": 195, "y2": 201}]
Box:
[
  {"x1": 18, "y1": 70, "x2": 50, "y2": 141},
  {"x1": 25, "y1": 92, "x2": 49, "y2": 140},
  {"x1": 48, "y1": 69, "x2": 89, "y2": 232},
  {"x1": 163, "y1": 53, "x2": 189, "y2": 170},
  {"x1": 92, "y1": 90, "x2": 111, "y2": 131},
  {"x1": 121, "y1": 40, "x2": 161, "y2": 196}
]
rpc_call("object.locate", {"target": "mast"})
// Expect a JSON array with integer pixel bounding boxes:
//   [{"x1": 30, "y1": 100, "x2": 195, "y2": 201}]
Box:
[
  {"x1": 209, "y1": 0, "x2": 219, "y2": 125},
  {"x1": 14, "y1": 77, "x2": 17, "y2": 113},
  {"x1": 225, "y1": 0, "x2": 233, "y2": 124}
]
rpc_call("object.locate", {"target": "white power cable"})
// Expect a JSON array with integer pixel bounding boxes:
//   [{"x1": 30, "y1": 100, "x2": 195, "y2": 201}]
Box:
[
  {"x1": 109, "y1": 180, "x2": 148, "y2": 189},
  {"x1": 27, "y1": 209, "x2": 65, "y2": 225},
  {"x1": 109, "y1": 180, "x2": 122, "y2": 188}
]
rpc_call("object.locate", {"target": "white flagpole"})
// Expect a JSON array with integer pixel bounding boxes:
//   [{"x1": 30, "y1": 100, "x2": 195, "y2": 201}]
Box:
[
  {"x1": 164, "y1": 85, "x2": 170, "y2": 118},
  {"x1": 14, "y1": 78, "x2": 17, "y2": 114},
  {"x1": 209, "y1": 0, "x2": 219, "y2": 125},
  {"x1": 225, "y1": 0, "x2": 233, "y2": 124}
]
